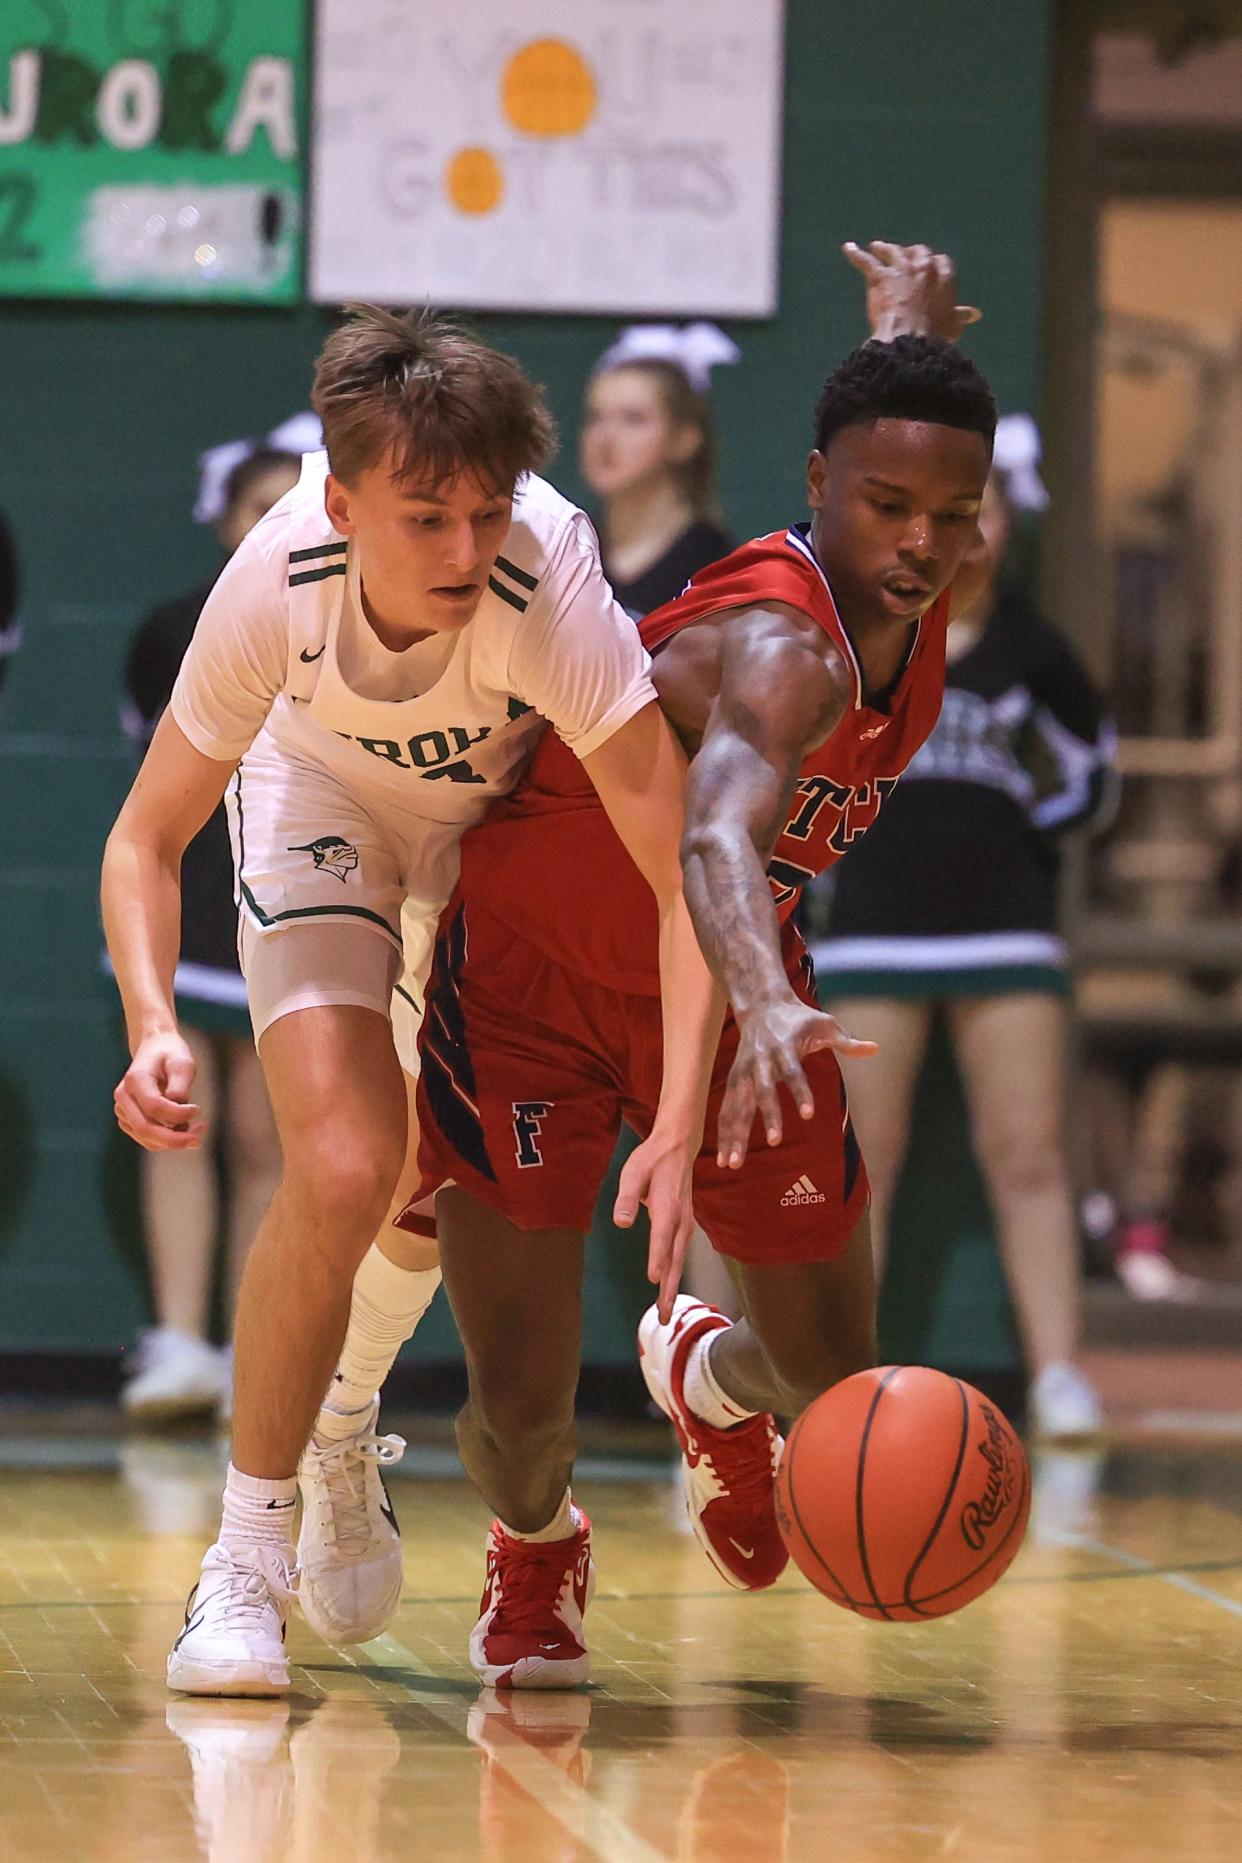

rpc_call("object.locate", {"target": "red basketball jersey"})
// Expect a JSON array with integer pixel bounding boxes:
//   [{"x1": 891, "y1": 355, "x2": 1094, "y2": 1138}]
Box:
[{"x1": 456, "y1": 525, "x2": 950, "y2": 994}]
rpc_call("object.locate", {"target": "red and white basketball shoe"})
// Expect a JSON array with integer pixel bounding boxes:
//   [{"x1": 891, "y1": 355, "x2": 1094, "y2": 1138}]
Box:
[
  {"x1": 469, "y1": 1514, "x2": 595, "y2": 1690},
  {"x1": 638, "y1": 1296, "x2": 787, "y2": 1591}
]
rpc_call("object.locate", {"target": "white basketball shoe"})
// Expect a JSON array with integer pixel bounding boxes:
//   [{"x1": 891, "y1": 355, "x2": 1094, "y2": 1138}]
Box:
[
  {"x1": 123, "y1": 1327, "x2": 229, "y2": 1422},
  {"x1": 167, "y1": 1541, "x2": 296, "y2": 1696},
  {"x1": 1030, "y1": 1361, "x2": 1104, "y2": 1441},
  {"x1": 297, "y1": 1399, "x2": 407, "y2": 1645}
]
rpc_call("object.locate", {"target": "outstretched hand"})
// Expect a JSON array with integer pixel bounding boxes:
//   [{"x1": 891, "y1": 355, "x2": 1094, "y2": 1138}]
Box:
[
  {"x1": 844, "y1": 240, "x2": 981, "y2": 344},
  {"x1": 614, "y1": 1125, "x2": 698, "y2": 1324},
  {"x1": 717, "y1": 1000, "x2": 877, "y2": 1170}
]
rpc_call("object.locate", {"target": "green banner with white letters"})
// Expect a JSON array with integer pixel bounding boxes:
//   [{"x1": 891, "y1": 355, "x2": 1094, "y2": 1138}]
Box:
[{"x1": 0, "y1": 1, "x2": 303, "y2": 303}]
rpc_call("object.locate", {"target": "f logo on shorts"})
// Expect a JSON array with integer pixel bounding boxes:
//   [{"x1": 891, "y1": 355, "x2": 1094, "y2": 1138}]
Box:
[{"x1": 513, "y1": 1101, "x2": 554, "y2": 1168}]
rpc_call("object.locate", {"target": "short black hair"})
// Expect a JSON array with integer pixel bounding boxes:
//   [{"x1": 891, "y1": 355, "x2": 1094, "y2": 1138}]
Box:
[{"x1": 814, "y1": 334, "x2": 997, "y2": 456}]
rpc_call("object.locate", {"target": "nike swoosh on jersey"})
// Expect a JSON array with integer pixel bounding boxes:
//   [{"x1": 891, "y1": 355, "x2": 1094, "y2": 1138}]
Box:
[{"x1": 300, "y1": 645, "x2": 326, "y2": 662}]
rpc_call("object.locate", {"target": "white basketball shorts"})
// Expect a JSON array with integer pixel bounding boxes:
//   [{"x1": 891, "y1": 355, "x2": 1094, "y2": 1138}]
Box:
[{"x1": 226, "y1": 735, "x2": 458, "y2": 1072}]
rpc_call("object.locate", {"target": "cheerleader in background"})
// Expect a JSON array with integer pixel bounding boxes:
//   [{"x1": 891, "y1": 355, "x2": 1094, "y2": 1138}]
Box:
[{"x1": 581, "y1": 320, "x2": 738, "y2": 614}]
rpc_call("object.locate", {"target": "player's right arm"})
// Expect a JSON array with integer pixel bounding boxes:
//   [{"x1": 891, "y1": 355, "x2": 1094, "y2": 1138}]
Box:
[
  {"x1": 103, "y1": 721, "x2": 240, "y2": 1150},
  {"x1": 842, "y1": 238, "x2": 981, "y2": 344},
  {"x1": 679, "y1": 605, "x2": 877, "y2": 1168},
  {"x1": 103, "y1": 539, "x2": 286, "y2": 1150}
]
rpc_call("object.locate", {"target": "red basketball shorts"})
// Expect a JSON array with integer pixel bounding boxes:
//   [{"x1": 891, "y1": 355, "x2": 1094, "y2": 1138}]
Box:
[{"x1": 409, "y1": 900, "x2": 869, "y2": 1266}]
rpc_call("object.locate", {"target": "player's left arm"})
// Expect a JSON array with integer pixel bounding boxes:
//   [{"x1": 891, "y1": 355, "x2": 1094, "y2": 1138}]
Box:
[
  {"x1": 581, "y1": 701, "x2": 727, "y2": 1320},
  {"x1": 680, "y1": 606, "x2": 878, "y2": 1168}
]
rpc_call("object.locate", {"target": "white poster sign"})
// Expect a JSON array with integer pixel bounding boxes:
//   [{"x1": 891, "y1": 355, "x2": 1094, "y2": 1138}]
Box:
[{"x1": 310, "y1": 0, "x2": 784, "y2": 316}]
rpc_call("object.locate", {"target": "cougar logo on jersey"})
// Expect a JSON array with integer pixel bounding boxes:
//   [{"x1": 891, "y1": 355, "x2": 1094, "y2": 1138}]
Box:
[{"x1": 287, "y1": 835, "x2": 359, "y2": 883}]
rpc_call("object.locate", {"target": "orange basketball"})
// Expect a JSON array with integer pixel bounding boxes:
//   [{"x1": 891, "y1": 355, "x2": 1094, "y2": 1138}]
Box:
[{"x1": 774, "y1": 1366, "x2": 1030, "y2": 1621}]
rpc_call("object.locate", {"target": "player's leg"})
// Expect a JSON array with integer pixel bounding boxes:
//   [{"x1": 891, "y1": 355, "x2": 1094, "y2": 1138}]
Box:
[
  {"x1": 295, "y1": 914, "x2": 445, "y2": 1644},
  {"x1": 637, "y1": 1000, "x2": 874, "y2": 1591},
  {"x1": 947, "y1": 990, "x2": 1101, "y2": 1436},
  {"x1": 314, "y1": 1073, "x2": 441, "y2": 1423},
  {"x1": 230, "y1": 1005, "x2": 407, "y2": 1475},
  {"x1": 437, "y1": 1187, "x2": 594, "y2": 1688},
  {"x1": 681, "y1": 1223, "x2": 742, "y2": 1315},
  {"x1": 639, "y1": 1215, "x2": 876, "y2": 1592},
  {"x1": 220, "y1": 1033, "x2": 282, "y2": 1325},
  {"x1": 297, "y1": 1060, "x2": 442, "y2": 1647},
  {"x1": 124, "y1": 1024, "x2": 229, "y2": 1420},
  {"x1": 169, "y1": 925, "x2": 408, "y2": 1696},
  {"x1": 438, "y1": 1189, "x2": 584, "y2": 1531},
  {"x1": 301, "y1": 873, "x2": 449, "y2": 1431},
  {"x1": 706, "y1": 1214, "x2": 877, "y2": 1417},
  {"x1": 405, "y1": 903, "x2": 622, "y2": 1685},
  {"x1": 312, "y1": 973, "x2": 442, "y2": 1436},
  {"x1": 829, "y1": 997, "x2": 934, "y2": 1275}
]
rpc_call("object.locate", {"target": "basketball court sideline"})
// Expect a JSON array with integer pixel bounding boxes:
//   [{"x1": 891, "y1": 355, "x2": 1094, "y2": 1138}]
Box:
[{"x1": 1, "y1": 1431, "x2": 1240, "y2": 1861}]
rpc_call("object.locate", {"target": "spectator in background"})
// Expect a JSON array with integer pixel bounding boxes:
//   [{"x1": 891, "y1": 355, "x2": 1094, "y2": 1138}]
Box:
[
  {"x1": 580, "y1": 322, "x2": 739, "y2": 1312},
  {"x1": 582, "y1": 321, "x2": 738, "y2": 614},
  {"x1": 816, "y1": 416, "x2": 1116, "y2": 1439},
  {"x1": 117, "y1": 426, "x2": 313, "y2": 1421}
]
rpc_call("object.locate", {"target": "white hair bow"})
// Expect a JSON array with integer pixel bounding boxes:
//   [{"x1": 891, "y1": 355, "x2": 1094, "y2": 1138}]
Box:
[
  {"x1": 594, "y1": 321, "x2": 742, "y2": 394},
  {"x1": 992, "y1": 412, "x2": 1049, "y2": 512},
  {"x1": 193, "y1": 412, "x2": 324, "y2": 524}
]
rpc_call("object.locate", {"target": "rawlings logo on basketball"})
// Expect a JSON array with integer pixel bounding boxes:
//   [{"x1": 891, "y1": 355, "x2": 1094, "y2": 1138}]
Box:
[
  {"x1": 773, "y1": 1482, "x2": 793, "y2": 1541},
  {"x1": 959, "y1": 1405, "x2": 1018, "y2": 1552}
]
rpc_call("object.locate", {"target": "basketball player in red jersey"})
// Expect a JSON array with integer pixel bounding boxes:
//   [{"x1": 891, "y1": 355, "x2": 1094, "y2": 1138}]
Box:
[{"x1": 410, "y1": 246, "x2": 997, "y2": 1686}]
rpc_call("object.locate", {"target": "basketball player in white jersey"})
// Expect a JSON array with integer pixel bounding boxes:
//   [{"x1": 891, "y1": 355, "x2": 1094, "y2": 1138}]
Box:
[{"x1": 103, "y1": 308, "x2": 725, "y2": 1694}]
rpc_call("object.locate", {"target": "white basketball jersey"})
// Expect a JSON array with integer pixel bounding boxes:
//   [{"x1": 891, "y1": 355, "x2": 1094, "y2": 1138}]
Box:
[{"x1": 171, "y1": 452, "x2": 653, "y2": 832}]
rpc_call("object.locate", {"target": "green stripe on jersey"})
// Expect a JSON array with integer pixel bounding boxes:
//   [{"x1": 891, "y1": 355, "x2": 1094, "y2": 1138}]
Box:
[
  {"x1": 289, "y1": 563, "x2": 348, "y2": 588},
  {"x1": 488, "y1": 574, "x2": 528, "y2": 613},
  {"x1": 289, "y1": 542, "x2": 348, "y2": 564},
  {"x1": 494, "y1": 553, "x2": 539, "y2": 592}
]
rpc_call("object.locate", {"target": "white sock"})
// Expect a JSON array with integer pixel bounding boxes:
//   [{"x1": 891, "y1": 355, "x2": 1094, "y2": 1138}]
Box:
[
  {"x1": 682, "y1": 1330, "x2": 758, "y2": 1430},
  {"x1": 500, "y1": 1491, "x2": 581, "y2": 1544},
  {"x1": 220, "y1": 1463, "x2": 298, "y2": 1554},
  {"x1": 317, "y1": 1248, "x2": 441, "y2": 1439}
]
